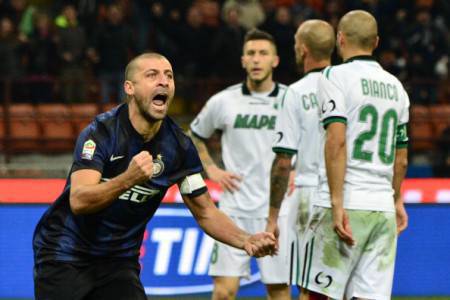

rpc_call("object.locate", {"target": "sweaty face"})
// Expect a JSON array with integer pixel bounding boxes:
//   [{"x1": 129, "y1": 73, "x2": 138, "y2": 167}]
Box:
[
  {"x1": 242, "y1": 40, "x2": 278, "y2": 84},
  {"x1": 128, "y1": 57, "x2": 175, "y2": 122}
]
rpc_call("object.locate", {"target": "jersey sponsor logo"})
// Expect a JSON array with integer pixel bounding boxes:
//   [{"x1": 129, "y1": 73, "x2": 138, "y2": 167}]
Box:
[
  {"x1": 321, "y1": 99, "x2": 336, "y2": 114},
  {"x1": 233, "y1": 114, "x2": 276, "y2": 130},
  {"x1": 110, "y1": 154, "x2": 125, "y2": 161},
  {"x1": 102, "y1": 178, "x2": 160, "y2": 203},
  {"x1": 81, "y1": 139, "x2": 96, "y2": 160},
  {"x1": 152, "y1": 154, "x2": 165, "y2": 177},
  {"x1": 119, "y1": 185, "x2": 160, "y2": 203},
  {"x1": 140, "y1": 208, "x2": 261, "y2": 295},
  {"x1": 314, "y1": 271, "x2": 333, "y2": 288}
]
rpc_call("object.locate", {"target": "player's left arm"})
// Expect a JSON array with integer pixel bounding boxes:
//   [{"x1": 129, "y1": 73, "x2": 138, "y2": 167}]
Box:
[
  {"x1": 179, "y1": 174, "x2": 276, "y2": 257},
  {"x1": 393, "y1": 147, "x2": 408, "y2": 234},
  {"x1": 393, "y1": 89, "x2": 410, "y2": 234}
]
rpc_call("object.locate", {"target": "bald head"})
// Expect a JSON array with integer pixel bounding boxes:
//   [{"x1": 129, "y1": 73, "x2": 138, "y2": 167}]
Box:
[
  {"x1": 125, "y1": 52, "x2": 169, "y2": 81},
  {"x1": 338, "y1": 10, "x2": 378, "y2": 51},
  {"x1": 296, "y1": 20, "x2": 335, "y2": 61}
]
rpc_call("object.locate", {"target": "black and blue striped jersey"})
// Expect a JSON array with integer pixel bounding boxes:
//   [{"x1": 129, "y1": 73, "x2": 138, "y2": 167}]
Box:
[{"x1": 33, "y1": 103, "x2": 204, "y2": 264}]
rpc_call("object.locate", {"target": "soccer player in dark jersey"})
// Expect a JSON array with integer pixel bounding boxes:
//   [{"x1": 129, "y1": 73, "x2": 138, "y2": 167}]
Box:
[{"x1": 33, "y1": 52, "x2": 277, "y2": 300}]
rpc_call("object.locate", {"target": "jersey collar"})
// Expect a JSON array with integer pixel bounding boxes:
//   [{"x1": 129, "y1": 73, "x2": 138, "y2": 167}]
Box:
[
  {"x1": 344, "y1": 55, "x2": 376, "y2": 63},
  {"x1": 119, "y1": 103, "x2": 167, "y2": 142},
  {"x1": 303, "y1": 67, "x2": 326, "y2": 77},
  {"x1": 242, "y1": 82, "x2": 280, "y2": 97}
]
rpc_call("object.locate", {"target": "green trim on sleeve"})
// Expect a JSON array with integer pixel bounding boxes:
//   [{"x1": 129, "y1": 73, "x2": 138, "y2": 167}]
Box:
[
  {"x1": 272, "y1": 147, "x2": 297, "y2": 155},
  {"x1": 322, "y1": 116, "x2": 347, "y2": 129},
  {"x1": 396, "y1": 141, "x2": 408, "y2": 149}
]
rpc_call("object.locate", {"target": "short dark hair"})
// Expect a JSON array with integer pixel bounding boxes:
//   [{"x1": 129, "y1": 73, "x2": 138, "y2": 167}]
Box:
[{"x1": 244, "y1": 29, "x2": 276, "y2": 46}]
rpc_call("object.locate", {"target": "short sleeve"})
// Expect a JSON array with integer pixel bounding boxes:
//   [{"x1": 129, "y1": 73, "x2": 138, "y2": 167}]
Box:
[
  {"x1": 396, "y1": 87, "x2": 410, "y2": 148},
  {"x1": 190, "y1": 94, "x2": 225, "y2": 139},
  {"x1": 272, "y1": 88, "x2": 300, "y2": 155},
  {"x1": 169, "y1": 137, "x2": 205, "y2": 184},
  {"x1": 72, "y1": 123, "x2": 109, "y2": 173},
  {"x1": 398, "y1": 87, "x2": 410, "y2": 126},
  {"x1": 318, "y1": 67, "x2": 347, "y2": 129}
]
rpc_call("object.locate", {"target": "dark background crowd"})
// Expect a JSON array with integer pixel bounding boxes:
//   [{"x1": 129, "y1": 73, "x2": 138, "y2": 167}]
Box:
[
  {"x1": 0, "y1": 0, "x2": 449, "y2": 177},
  {"x1": 0, "y1": 0, "x2": 449, "y2": 104}
]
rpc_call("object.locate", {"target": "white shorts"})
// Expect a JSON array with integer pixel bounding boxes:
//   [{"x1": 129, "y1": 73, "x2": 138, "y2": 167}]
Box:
[
  {"x1": 297, "y1": 207, "x2": 397, "y2": 300},
  {"x1": 287, "y1": 186, "x2": 317, "y2": 285},
  {"x1": 208, "y1": 215, "x2": 290, "y2": 284}
]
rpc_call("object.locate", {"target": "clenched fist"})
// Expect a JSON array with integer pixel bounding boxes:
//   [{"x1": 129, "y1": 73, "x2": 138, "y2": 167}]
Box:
[
  {"x1": 243, "y1": 232, "x2": 278, "y2": 258},
  {"x1": 125, "y1": 151, "x2": 154, "y2": 185}
]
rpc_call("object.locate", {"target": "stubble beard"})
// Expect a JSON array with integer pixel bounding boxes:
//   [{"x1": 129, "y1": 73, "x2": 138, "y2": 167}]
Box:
[{"x1": 136, "y1": 96, "x2": 165, "y2": 123}]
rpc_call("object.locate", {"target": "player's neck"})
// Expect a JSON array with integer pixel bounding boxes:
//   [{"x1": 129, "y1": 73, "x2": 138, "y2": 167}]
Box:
[
  {"x1": 341, "y1": 48, "x2": 373, "y2": 62},
  {"x1": 128, "y1": 103, "x2": 162, "y2": 142},
  {"x1": 303, "y1": 59, "x2": 330, "y2": 74},
  {"x1": 246, "y1": 77, "x2": 274, "y2": 93}
]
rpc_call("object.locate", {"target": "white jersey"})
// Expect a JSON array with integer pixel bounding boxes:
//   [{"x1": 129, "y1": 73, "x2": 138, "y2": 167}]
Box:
[
  {"x1": 273, "y1": 68, "x2": 325, "y2": 187},
  {"x1": 191, "y1": 83, "x2": 295, "y2": 217},
  {"x1": 316, "y1": 56, "x2": 410, "y2": 212}
]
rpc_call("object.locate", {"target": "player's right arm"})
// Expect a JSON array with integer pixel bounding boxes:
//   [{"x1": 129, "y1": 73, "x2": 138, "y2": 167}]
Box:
[
  {"x1": 70, "y1": 151, "x2": 153, "y2": 215},
  {"x1": 318, "y1": 69, "x2": 354, "y2": 246},
  {"x1": 325, "y1": 122, "x2": 354, "y2": 246},
  {"x1": 182, "y1": 189, "x2": 277, "y2": 257},
  {"x1": 189, "y1": 94, "x2": 241, "y2": 192}
]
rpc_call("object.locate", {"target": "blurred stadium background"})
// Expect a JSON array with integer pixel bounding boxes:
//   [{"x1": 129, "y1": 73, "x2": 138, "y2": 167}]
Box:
[{"x1": 0, "y1": 0, "x2": 449, "y2": 299}]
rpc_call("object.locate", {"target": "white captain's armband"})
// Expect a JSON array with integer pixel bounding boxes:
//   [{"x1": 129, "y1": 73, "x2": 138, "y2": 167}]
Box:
[{"x1": 179, "y1": 173, "x2": 207, "y2": 195}]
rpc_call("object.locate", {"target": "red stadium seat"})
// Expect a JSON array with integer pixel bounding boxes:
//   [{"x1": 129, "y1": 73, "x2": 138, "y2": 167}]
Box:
[
  {"x1": 409, "y1": 120, "x2": 435, "y2": 152},
  {"x1": 429, "y1": 104, "x2": 450, "y2": 139},
  {"x1": 36, "y1": 104, "x2": 75, "y2": 152},
  {"x1": 70, "y1": 103, "x2": 98, "y2": 136},
  {"x1": 3, "y1": 104, "x2": 40, "y2": 152},
  {"x1": 101, "y1": 102, "x2": 118, "y2": 113}
]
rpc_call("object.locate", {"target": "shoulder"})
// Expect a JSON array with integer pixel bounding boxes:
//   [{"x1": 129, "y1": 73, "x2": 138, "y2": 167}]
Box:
[
  {"x1": 276, "y1": 83, "x2": 289, "y2": 95},
  {"x1": 217, "y1": 83, "x2": 243, "y2": 97},
  {"x1": 289, "y1": 76, "x2": 315, "y2": 93},
  {"x1": 322, "y1": 64, "x2": 348, "y2": 80},
  {"x1": 165, "y1": 117, "x2": 195, "y2": 151},
  {"x1": 206, "y1": 83, "x2": 243, "y2": 105},
  {"x1": 80, "y1": 104, "x2": 123, "y2": 142}
]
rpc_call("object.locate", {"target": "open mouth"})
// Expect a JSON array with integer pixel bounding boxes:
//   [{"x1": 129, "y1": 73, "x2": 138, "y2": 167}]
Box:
[{"x1": 152, "y1": 93, "x2": 168, "y2": 106}]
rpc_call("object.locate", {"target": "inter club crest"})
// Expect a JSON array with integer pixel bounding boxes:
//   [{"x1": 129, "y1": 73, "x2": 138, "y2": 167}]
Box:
[{"x1": 152, "y1": 154, "x2": 165, "y2": 177}]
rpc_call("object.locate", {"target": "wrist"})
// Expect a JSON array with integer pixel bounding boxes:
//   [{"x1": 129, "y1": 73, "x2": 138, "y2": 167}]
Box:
[
  {"x1": 240, "y1": 232, "x2": 251, "y2": 249},
  {"x1": 205, "y1": 163, "x2": 217, "y2": 174},
  {"x1": 268, "y1": 207, "x2": 280, "y2": 223}
]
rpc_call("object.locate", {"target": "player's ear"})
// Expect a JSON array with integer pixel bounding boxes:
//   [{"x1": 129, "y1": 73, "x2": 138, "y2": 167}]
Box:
[
  {"x1": 337, "y1": 31, "x2": 344, "y2": 48},
  {"x1": 272, "y1": 55, "x2": 280, "y2": 68},
  {"x1": 241, "y1": 55, "x2": 246, "y2": 69},
  {"x1": 124, "y1": 80, "x2": 134, "y2": 97},
  {"x1": 373, "y1": 35, "x2": 380, "y2": 50},
  {"x1": 301, "y1": 44, "x2": 308, "y2": 57}
]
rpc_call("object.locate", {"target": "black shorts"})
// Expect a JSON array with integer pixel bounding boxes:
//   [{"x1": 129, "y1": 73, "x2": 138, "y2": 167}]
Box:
[{"x1": 34, "y1": 258, "x2": 146, "y2": 300}]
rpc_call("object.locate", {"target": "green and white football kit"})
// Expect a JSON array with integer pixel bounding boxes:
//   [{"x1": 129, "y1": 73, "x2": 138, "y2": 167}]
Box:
[
  {"x1": 190, "y1": 82, "x2": 297, "y2": 284},
  {"x1": 298, "y1": 56, "x2": 410, "y2": 299},
  {"x1": 272, "y1": 68, "x2": 325, "y2": 284}
]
